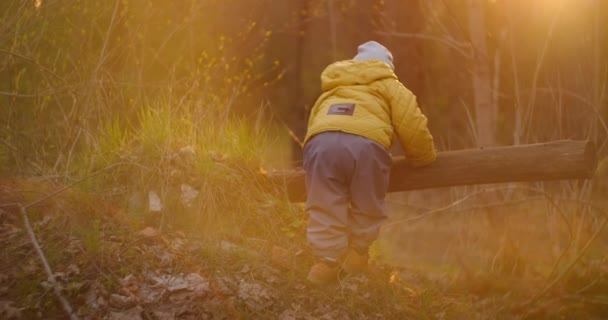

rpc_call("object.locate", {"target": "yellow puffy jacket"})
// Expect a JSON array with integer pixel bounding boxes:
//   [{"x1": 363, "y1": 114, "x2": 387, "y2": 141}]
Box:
[{"x1": 304, "y1": 60, "x2": 436, "y2": 167}]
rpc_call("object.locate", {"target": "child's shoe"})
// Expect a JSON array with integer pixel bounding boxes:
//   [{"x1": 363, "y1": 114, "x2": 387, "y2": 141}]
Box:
[
  {"x1": 306, "y1": 259, "x2": 340, "y2": 285},
  {"x1": 342, "y1": 247, "x2": 369, "y2": 274}
]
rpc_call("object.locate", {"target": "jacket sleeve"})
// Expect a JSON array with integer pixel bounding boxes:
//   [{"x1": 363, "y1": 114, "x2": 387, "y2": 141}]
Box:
[{"x1": 385, "y1": 80, "x2": 437, "y2": 167}]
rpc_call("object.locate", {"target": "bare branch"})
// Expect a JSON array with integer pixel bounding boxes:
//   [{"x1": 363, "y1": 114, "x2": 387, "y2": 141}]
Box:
[
  {"x1": 18, "y1": 204, "x2": 79, "y2": 320},
  {"x1": 0, "y1": 88, "x2": 69, "y2": 98},
  {"x1": 24, "y1": 161, "x2": 150, "y2": 210},
  {"x1": 375, "y1": 31, "x2": 470, "y2": 58},
  {"x1": 0, "y1": 48, "x2": 67, "y2": 82},
  {"x1": 91, "y1": 0, "x2": 121, "y2": 79}
]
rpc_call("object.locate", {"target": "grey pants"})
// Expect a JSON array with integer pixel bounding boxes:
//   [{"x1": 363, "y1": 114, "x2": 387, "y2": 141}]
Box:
[{"x1": 303, "y1": 131, "x2": 392, "y2": 259}]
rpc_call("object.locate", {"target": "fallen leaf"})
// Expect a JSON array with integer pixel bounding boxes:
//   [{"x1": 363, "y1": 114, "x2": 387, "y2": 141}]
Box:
[
  {"x1": 138, "y1": 227, "x2": 160, "y2": 238},
  {"x1": 136, "y1": 285, "x2": 162, "y2": 304},
  {"x1": 179, "y1": 146, "x2": 195, "y2": 157},
  {"x1": 278, "y1": 310, "x2": 297, "y2": 320},
  {"x1": 169, "y1": 238, "x2": 185, "y2": 252},
  {"x1": 167, "y1": 290, "x2": 194, "y2": 303},
  {"x1": 109, "y1": 294, "x2": 137, "y2": 309},
  {"x1": 260, "y1": 268, "x2": 280, "y2": 284},
  {"x1": 0, "y1": 300, "x2": 22, "y2": 319},
  {"x1": 153, "y1": 310, "x2": 176, "y2": 320},
  {"x1": 106, "y1": 305, "x2": 143, "y2": 320},
  {"x1": 259, "y1": 199, "x2": 276, "y2": 209},
  {"x1": 119, "y1": 274, "x2": 138, "y2": 286},
  {"x1": 209, "y1": 150, "x2": 227, "y2": 162},
  {"x1": 35, "y1": 215, "x2": 52, "y2": 228},
  {"x1": 239, "y1": 265, "x2": 251, "y2": 274},
  {"x1": 150, "y1": 246, "x2": 175, "y2": 266},
  {"x1": 66, "y1": 264, "x2": 80, "y2": 276},
  {"x1": 64, "y1": 281, "x2": 86, "y2": 294},
  {"x1": 97, "y1": 295, "x2": 108, "y2": 309},
  {"x1": 148, "y1": 191, "x2": 162, "y2": 212},
  {"x1": 54, "y1": 271, "x2": 67, "y2": 281},
  {"x1": 389, "y1": 272, "x2": 399, "y2": 284},
  {"x1": 84, "y1": 284, "x2": 101, "y2": 310},
  {"x1": 180, "y1": 184, "x2": 199, "y2": 208},
  {"x1": 65, "y1": 240, "x2": 83, "y2": 255},
  {"x1": 151, "y1": 273, "x2": 210, "y2": 294},
  {"x1": 0, "y1": 223, "x2": 21, "y2": 241},
  {"x1": 215, "y1": 277, "x2": 237, "y2": 296},
  {"x1": 237, "y1": 281, "x2": 275, "y2": 311},
  {"x1": 403, "y1": 287, "x2": 418, "y2": 299},
  {"x1": 219, "y1": 241, "x2": 258, "y2": 257}
]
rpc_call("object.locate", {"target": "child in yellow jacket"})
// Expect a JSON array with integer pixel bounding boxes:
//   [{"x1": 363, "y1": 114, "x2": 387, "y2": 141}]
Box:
[{"x1": 303, "y1": 41, "x2": 436, "y2": 285}]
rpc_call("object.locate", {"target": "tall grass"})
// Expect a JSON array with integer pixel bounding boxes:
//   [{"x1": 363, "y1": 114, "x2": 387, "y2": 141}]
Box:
[
  {"x1": 67, "y1": 96, "x2": 301, "y2": 243},
  {"x1": 0, "y1": 0, "x2": 298, "y2": 242}
]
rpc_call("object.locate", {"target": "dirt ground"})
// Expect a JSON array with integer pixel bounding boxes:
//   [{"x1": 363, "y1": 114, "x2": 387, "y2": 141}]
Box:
[{"x1": 1, "y1": 178, "x2": 607, "y2": 319}]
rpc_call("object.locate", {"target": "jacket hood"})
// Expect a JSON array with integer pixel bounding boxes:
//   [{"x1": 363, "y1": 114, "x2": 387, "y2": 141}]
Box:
[
  {"x1": 320, "y1": 60, "x2": 397, "y2": 92},
  {"x1": 353, "y1": 41, "x2": 394, "y2": 69}
]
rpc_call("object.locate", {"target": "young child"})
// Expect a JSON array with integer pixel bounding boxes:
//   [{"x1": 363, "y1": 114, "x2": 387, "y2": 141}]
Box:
[{"x1": 303, "y1": 41, "x2": 437, "y2": 285}]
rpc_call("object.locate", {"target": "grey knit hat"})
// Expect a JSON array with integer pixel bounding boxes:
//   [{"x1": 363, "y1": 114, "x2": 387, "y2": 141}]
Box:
[{"x1": 353, "y1": 41, "x2": 394, "y2": 69}]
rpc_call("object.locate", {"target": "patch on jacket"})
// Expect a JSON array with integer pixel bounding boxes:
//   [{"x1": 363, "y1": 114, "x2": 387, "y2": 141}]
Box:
[{"x1": 327, "y1": 103, "x2": 356, "y2": 115}]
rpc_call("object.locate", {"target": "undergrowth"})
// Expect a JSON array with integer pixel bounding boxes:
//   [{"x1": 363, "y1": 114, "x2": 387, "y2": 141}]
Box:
[{"x1": 69, "y1": 98, "x2": 304, "y2": 244}]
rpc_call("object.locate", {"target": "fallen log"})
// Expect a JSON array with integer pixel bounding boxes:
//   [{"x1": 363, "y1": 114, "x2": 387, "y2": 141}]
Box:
[{"x1": 266, "y1": 140, "x2": 597, "y2": 202}]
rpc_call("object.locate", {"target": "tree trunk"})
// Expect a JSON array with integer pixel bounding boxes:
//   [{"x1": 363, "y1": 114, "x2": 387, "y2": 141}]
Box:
[
  {"x1": 326, "y1": 0, "x2": 337, "y2": 60},
  {"x1": 267, "y1": 140, "x2": 597, "y2": 202},
  {"x1": 467, "y1": 0, "x2": 496, "y2": 147},
  {"x1": 289, "y1": 0, "x2": 310, "y2": 164}
]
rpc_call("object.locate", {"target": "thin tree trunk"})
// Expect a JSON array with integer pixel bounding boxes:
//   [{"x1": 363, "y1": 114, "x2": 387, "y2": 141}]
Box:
[
  {"x1": 467, "y1": 0, "x2": 496, "y2": 147},
  {"x1": 592, "y1": 0, "x2": 604, "y2": 152},
  {"x1": 326, "y1": 0, "x2": 337, "y2": 60},
  {"x1": 290, "y1": 0, "x2": 310, "y2": 164},
  {"x1": 506, "y1": 1, "x2": 523, "y2": 145}
]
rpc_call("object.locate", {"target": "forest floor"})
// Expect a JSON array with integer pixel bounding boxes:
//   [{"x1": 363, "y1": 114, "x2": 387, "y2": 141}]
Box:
[{"x1": 1, "y1": 177, "x2": 607, "y2": 320}]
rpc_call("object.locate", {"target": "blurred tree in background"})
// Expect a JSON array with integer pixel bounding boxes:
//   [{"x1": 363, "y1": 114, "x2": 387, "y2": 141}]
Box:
[
  {"x1": 1, "y1": 0, "x2": 606, "y2": 172},
  {"x1": 271, "y1": 0, "x2": 607, "y2": 154}
]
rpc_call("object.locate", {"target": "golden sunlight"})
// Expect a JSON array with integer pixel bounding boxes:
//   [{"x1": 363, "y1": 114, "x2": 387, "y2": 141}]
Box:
[{"x1": 1, "y1": 0, "x2": 606, "y2": 318}]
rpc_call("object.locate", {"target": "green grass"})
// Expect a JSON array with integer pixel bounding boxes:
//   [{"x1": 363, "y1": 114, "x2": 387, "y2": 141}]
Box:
[{"x1": 58, "y1": 96, "x2": 304, "y2": 247}]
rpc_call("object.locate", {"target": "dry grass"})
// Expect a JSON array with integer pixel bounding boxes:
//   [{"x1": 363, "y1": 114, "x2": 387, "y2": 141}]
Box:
[{"x1": 1, "y1": 170, "x2": 607, "y2": 319}]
